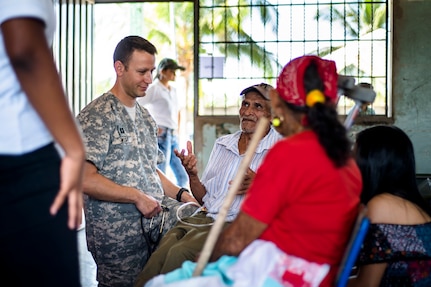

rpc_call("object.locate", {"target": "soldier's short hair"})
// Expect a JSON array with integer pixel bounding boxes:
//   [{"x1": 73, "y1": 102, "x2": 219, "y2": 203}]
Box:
[{"x1": 113, "y1": 36, "x2": 157, "y2": 66}]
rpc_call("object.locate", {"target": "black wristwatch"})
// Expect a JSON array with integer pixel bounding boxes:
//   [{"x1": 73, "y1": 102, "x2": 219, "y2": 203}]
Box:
[{"x1": 176, "y1": 187, "x2": 189, "y2": 202}]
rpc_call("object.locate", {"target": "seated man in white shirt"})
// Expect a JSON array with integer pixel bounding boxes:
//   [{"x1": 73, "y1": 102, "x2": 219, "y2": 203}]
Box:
[{"x1": 134, "y1": 83, "x2": 282, "y2": 287}]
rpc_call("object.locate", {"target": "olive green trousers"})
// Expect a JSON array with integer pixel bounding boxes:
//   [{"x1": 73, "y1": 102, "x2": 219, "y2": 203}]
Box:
[{"x1": 134, "y1": 212, "x2": 230, "y2": 287}]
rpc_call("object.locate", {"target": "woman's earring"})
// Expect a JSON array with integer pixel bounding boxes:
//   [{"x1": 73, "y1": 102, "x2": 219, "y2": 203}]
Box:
[{"x1": 272, "y1": 116, "x2": 283, "y2": 127}]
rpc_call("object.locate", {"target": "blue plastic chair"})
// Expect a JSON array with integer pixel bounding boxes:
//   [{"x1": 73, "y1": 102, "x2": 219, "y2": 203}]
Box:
[{"x1": 334, "y1": 208, "x2": 370, "y2": 287}]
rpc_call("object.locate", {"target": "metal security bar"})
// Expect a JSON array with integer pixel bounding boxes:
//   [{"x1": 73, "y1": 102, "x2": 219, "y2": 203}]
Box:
[
  {"x1": 197, "y1": 0, "x2": 390, "y2": 118},
  {"x1": 52, "y1": 0, "x2": 94, "y2": 116}
]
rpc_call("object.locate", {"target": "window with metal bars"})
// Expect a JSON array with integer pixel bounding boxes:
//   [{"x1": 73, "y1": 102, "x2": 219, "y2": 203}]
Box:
[{"x1": 197, "y1": 0, "x2": 390, "y2": 119}]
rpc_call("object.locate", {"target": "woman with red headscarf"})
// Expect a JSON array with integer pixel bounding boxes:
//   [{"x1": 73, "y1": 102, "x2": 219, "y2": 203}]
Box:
[{"x1": 210, "y1": 55, "x2": 362, "y2": 287}]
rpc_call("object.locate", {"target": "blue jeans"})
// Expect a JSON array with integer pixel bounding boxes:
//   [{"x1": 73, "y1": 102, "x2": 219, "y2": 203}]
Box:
[{"x1": 157, "y1": 127, "x2": 189, "y2": 187}]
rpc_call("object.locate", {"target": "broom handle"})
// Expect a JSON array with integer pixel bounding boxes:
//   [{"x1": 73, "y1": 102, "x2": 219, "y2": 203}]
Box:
[{"x1": 192, "y1": 117, "x2": 269, "y2": 277}]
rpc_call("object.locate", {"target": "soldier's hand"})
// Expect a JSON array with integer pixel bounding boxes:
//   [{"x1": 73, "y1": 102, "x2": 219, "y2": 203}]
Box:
[{"x1": 135, "y1": 193, "x2": 162, "y2": 218}]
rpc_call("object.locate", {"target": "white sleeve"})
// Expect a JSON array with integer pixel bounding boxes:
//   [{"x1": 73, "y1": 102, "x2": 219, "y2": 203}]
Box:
[{"x1": 0, "y1": 0, "x2": 56, "y2": 45}]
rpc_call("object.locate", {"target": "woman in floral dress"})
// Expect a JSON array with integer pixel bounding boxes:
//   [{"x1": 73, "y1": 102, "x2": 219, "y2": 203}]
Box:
[{"x1": 349, "y1": 125, "x2": 431, "y2": 287}]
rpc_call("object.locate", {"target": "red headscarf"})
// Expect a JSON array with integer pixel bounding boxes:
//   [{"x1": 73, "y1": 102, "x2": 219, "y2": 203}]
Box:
[{"x1": 276, "y1": 55, "x2": 338, "y2": 107}]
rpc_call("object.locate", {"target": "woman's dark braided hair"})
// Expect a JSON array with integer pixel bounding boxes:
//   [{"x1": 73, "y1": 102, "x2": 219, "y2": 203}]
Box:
[{"x1": 287, "y1": 61, "x2": 351, "y2": 167}]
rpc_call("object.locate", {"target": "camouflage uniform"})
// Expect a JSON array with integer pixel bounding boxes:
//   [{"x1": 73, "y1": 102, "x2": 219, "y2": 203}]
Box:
[{"x1": 77, "y1": 92, "x2": 166, "y2": 287}]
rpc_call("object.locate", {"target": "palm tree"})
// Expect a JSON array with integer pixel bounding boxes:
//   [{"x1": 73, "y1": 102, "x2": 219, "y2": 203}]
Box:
[
  {"x1": 314, "y1": 0, "x2": 386, "y2": 56},
  {"x1": 314, "y1": 1, "x2": 387, "y2": 114},
  {"x1": 132, "y1": 1, "x2": 279, "y2": 119},
  {"x1": 139, "y1": 1, "x2": 279, "y2": 80},
  {"x1": 199, "y1": 0, "x2": 279, "y2": 77}
]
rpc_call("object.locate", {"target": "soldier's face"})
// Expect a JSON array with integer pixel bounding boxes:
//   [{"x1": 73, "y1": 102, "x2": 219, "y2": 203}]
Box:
[{"x1": 121, "y1": 50, "x2": 156, "y2": 99}]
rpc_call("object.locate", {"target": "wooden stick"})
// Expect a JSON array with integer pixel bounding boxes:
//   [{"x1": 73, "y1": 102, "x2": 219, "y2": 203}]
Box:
[{"x1": 192, "y1": 117, "x2": 269, "y2": 277}]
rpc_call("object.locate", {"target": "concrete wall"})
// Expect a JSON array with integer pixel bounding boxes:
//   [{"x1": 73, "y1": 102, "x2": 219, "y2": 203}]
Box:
[
  {"x1": 194, "y1": 116, "x2": 239, "y2": 176},
  {"x1": 391, "y1": 0, "x2": 431, "y2": 175}
]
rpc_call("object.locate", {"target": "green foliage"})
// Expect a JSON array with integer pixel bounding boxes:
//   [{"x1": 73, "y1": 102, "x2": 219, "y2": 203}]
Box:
[
  {"x1": 137, "y1": 1, "x2": 279, "y2": 77},
  {"x1": 199, "y1": 0, "x2": 279, "y2": 76},
  {"x1": 316, "y1": 1, "x2": 386, "y2": 38}
]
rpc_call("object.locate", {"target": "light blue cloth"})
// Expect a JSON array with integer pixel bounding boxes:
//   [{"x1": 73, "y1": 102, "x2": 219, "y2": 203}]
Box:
[
  {"x1": 164, "y1": 256, "x2": 236, "y2": 285},
  {"x1": 144, "y1": 240, "x2": 327, "y2": 287},
  {"x1": 144, "y1": 255, "x2": 283, "y2": 287}
]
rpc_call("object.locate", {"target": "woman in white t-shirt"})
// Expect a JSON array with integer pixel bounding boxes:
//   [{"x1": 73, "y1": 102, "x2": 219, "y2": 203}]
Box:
[{"x1": 0, "y1": 1, "x2": 85, "y2": 286}]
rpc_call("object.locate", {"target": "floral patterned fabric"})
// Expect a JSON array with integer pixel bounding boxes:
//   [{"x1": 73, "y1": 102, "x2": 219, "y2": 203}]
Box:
[{"x1": 357, "y1": 222, "x2": 431, "y2": 286}]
